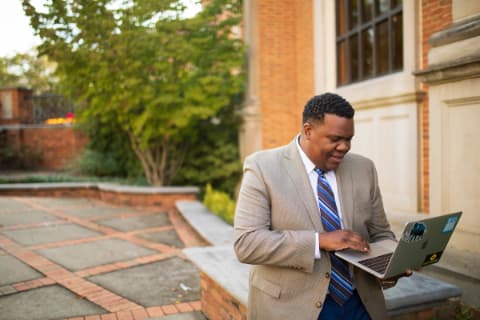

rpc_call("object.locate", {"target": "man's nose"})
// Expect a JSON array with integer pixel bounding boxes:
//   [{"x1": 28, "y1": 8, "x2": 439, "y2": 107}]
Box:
[{"x1": 336, "y1": 141, "x2": 350, "y2": 151}]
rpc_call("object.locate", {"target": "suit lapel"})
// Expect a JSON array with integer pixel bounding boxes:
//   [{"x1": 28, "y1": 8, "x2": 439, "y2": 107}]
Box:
[
  {"x1": 282, "y1": 139, "x2": 323, "y2": 231},
  {"x1": 335, "y1": 159, "x2": 354, "y2": 230}
]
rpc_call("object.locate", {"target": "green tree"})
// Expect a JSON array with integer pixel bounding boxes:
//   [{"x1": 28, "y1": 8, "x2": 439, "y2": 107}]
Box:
[
  {"x1": 0, "y1": 51, "x2": 57, "y2": 94},
  {"x1": 173, "y1": 96, "x2": 242, "y2": 195},
  {"x1": 23, "y1": 0, "x2": 245, "y2": 186}
]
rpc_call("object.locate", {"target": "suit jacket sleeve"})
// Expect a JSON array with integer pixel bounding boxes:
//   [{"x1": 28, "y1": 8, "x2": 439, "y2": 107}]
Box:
[{"x1": 233, "y1": 153, "x2": 316, "y2": 273}]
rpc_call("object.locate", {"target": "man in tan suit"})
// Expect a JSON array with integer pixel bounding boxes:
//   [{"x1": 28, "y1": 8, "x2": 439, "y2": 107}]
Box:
[{"x1": 234, "y1": 93, "x2": 406, "y2": 319}]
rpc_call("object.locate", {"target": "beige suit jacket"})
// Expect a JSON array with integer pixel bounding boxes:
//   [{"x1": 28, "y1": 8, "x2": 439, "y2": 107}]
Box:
[{"x1": 234, "y1": 138, "x2": 395, "y2": 320}]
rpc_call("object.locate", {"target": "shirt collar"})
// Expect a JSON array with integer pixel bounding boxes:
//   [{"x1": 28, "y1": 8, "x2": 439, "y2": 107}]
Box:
[{"x1": 295, "y1": 134, "x2": 316, "y2": 174}]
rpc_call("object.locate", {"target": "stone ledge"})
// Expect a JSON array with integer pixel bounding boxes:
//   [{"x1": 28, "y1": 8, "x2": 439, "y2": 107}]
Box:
[
  {"x1": 176, "y1": 200, "x2": 233, "y2": 246},
  {"x1": 0, "y1": 182, "x2": 198, "y2": 194},
  {"x1": 97, "y1": 183, "x2": 199, "y2": 195},
  {"x1": 184, "y1": 246, "x2": 249, "y2": 306},
  {"x1": 384, "y1": 272, "x2": 461, "y2": 316}
]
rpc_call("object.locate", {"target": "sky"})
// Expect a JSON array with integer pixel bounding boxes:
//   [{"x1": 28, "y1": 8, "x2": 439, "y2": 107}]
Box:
[
  {"x1": 0, "y1": 1, "x2": 44, "y2": 57},
  {"x1": 0, "y1": 0, "x2": 202, "y2": 58}
]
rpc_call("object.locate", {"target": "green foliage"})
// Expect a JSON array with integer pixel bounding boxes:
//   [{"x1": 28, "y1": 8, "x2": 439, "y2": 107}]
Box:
[
  {"x1": 74, "y1": 149, "x2": 123, "y2": 177},
  {"x1": 0, "y1": 51, "x2": 57, "y2": 94},
  {"x1": 453, "y1": 306, "x2": 474, "y2": 320},
  {"x1": 203, "y1": 183, "x2": 236, "y2": 225},
  {"x1": 75, "y1": 118, "x2": 144, "y2": 179},
  {"x1": 0, "y1": 174, "x2": 89, "y2": 184},
  {"x1": 0, "y1": 173, "x2": 145, "y2": 185},
  {"x1": 23, "y1": 0, "x2": 245, "y2": 186},
  {"x1": 173, "y1": 98, "x2": 242, "y2": 195},
  {"x1": 0, "y1": 145, "x2": 42, "y2": 170}
]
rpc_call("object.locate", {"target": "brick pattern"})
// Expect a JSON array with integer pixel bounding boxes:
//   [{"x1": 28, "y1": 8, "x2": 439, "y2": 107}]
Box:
[
  {"x1": 98, "y1": 191, "x2": 197, "y2": 209},
  {"x1": 419, "y1": 0, "x2": 453, "y2": 213},
  {"x1": 200, "y1": 271, "x2": 247, "y2": 320},
  {"x1": 257, "y1": 0, "x2": 314, "y2": 149},
  {"x1": 2, "y1": 126, "x2": 88, "y2": 170},
  {"x1": 0, "y1": 196, "x2": 206, "y2": 320}
]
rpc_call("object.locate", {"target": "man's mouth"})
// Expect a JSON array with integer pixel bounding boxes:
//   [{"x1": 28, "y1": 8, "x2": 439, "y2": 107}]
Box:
[
  {"x1": 332, "y1": 154, "x2": 344, "y2": 160},
  {"x1": 329, "y1": 154, "x2": 345, "y2": 164}
]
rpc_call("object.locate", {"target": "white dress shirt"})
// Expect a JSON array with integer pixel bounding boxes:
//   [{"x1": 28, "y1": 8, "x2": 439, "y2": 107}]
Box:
[{"x1": 295, "y1": 135, "x2": 345, "y2": 259}]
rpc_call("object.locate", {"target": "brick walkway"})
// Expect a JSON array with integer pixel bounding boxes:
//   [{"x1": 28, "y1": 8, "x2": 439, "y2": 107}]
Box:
[{"x1": 0, "y1": 196, "x2": 209, "y2": 320}]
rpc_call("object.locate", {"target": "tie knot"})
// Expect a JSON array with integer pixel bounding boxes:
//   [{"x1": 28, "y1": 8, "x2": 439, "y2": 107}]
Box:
[{"x1": 314, "y1": 168, "x2": 325, "y2": 176}]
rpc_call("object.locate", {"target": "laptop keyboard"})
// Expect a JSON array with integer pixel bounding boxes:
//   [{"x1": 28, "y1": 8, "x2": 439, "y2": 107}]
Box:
[{"x1": 358, "y1": 253, "x2": 393, "y2": 275}]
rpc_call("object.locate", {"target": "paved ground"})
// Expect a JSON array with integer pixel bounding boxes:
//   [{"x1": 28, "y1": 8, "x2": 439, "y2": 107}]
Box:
[{"x1": 0, "y1": 196, "x2": 209, "y2": 320}]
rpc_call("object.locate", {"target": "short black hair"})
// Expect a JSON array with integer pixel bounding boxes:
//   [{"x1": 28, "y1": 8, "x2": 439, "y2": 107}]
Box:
[{"x1": 302, "y1": 93, "x2": 354, "y2": 124}]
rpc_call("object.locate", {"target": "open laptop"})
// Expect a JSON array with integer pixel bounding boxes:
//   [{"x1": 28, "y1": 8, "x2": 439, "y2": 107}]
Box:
[{"x1": 334, "y1": 212, "x2": 462, "y2": 279}]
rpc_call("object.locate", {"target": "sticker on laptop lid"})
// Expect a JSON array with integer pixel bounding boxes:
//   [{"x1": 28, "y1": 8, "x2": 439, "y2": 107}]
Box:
[
  {"x1": 422, "y1": 251, "x2": 443, "y2": 266},
  {"x1": 402, "y1": 222, "x2": 427, "y2": 242},
  {"x1": 442, "y1": 216, "x2": 459, "y2": 233}
]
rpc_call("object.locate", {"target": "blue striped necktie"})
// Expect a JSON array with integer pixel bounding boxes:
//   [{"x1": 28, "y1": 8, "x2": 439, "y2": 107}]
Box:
[{"x1": 315, "y1": 168, "x2": 353, "y2": 306}]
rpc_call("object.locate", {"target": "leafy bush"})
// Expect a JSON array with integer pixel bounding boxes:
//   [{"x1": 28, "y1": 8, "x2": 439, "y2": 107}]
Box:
[
  {"x1": 0, "y1": 174, "x2": 91, "y2": 184},
  {"x1": 74, "y1": 149, "x2": 123, "y2": 177},
  {"x1": 203, "y1": 183, "x2": 236, "y2": 225},
  {"x1": 0, "y1": 146, "x2": 42, "y2": 170},
  {"x1": 172, "y1": 100, "x2": 243, "y2": 196},
  {"x1": 74, "y1": 118, "x2": 144, "y2": 180}
]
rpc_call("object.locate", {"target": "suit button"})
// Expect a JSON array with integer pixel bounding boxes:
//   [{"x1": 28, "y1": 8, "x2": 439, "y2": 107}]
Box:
[
  {"x1": 325, "y1": 272, "x2": 330, "y2": 279},
  {"x1": 315, "y1": 301, "x2": 323, "y2": 308}
]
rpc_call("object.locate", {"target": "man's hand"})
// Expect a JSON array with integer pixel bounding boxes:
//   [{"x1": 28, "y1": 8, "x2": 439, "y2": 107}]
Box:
[
  {"x1": 381, "y1": 270, "x2": 414, "y2": 289},
  {"x1": 318, "y1": 230, "x2": 369, "y2": 252}
]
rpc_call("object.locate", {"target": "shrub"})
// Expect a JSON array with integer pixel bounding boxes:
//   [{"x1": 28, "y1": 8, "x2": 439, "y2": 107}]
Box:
[
  {"x1": 0, "y1": 145, "x2": 42, "y2": 170},
  {"x1": 73, "y1": 149, "x2": 123, "y2": 177},
  {"x1": 203, "y1": 183, "x2": 236, "y2": 225}
]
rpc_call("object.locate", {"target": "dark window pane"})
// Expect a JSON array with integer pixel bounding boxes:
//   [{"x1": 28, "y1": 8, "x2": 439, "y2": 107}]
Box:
[
  {"x1": 392, "y1": 13, "x2": 403, "y2": 70},
  {"x1": 337, "y1": 0, "x2": 347, "y2": 36},
  {"x1": 376, "y1": 20, "x2": 389, "y2": 75},
  {"x1": 391, "y1": 0, "x2": 402, "y2": 8},
  {"x1": 336, "y1": 0, "x2": 402, "y2": 85},
  {"x1": 350, "y1": 35, "x2": 359, "y2": 81},
  {"x1": 348, "y1": 0, "x2": 359, "y2": 30},
  {"x1": 362, "y1": 28, "x2": 374, "y2": 78},
  {"x1": 337, "y1": 41, "x2": 348, "y2": 85},
  {"x1": 362, "y1": 0, "x2": 373, "y2": 22},
  {"x1": 376, "y1": 0, "x2": 389, "y2": 16}
]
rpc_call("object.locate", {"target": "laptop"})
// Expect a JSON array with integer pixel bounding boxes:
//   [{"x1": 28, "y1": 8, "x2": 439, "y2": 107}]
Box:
[{"x1": 334, "y1": 212, "x2": 462, "y2": 279}]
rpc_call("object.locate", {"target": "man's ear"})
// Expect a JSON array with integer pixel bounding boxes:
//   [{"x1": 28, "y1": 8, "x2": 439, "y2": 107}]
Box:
[{"x1": 303, "y1": 122, "x2": 313, "y2": 139}]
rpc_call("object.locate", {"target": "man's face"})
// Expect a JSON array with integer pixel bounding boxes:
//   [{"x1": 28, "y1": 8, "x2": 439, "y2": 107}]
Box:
[{"x1": 302, "y1": 113, "x2": 354, "y2": 171}]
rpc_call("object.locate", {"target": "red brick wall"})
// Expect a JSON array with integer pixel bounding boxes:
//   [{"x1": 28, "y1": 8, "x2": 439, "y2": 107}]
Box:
[
  {"x1": 200, "y1": 271, "x2": 247, "y2": 320},
  {"x1": 3, "y1": 126, "x2": 87, "y2": 170},
  {"x1": 99, "y1": 191, "x2": 197, "y2": 209},
  {"x1": 258, "y1": 0, "x2": 314, "y2": 149},
  {"x1": 419, "y1": 0, "x2": 452, "y2": 213}
]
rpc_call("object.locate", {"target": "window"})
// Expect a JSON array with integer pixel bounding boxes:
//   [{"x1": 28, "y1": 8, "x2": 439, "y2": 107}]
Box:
[
  {"x1": 1, "y1": 92, "x2": 13, "y2": 119},
  {"x1": 336, "y1": 0, "x2": 403, "y2": 86}
]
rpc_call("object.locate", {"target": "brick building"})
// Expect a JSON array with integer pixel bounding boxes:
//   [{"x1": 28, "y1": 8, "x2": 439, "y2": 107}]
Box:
[
  {"x1": 0, "y1": 87, "x2": 87, "y2": 170},
  {"x1": 240, "y1": 0, "x2": 480, "y2": 306}
]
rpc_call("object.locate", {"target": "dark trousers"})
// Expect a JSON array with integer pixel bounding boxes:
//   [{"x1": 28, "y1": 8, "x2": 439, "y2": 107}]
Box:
[{"x1": 318, "y1": 290, "x2": 372, "y2": 320}]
